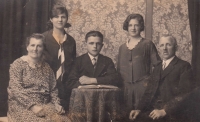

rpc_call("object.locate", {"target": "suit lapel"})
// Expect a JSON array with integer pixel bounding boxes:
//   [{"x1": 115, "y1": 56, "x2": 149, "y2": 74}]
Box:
[
  {"x1": 151, "y1": 62, "x2": 162, "y2": 89},
  {"x1": 94, "y1": 54, "x2": 106, "y2": 77},
  {"x1": 144, "y1": 58, "x2": 178, "y2": 107},
  {"x1": 82, "y1": 54, "x2": 95, "y2": 74},
  {"x1": 161, "y1": 56, "x2": 178, "y2": 79},
  {"x1": 156, "y1": 63, "x2": 162, "y2": 80}
]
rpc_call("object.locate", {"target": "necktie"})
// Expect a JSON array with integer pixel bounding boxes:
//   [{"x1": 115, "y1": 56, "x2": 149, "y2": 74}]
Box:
[
  {"x1": 162, "y1": 61, "x2": 166, "y2": 70},
  {"x1": 92, "y1": 58, "x2": 97, "y2": 68},
  {"x1": 56, "y1": 34, "x2": 67, "y2": 81}
]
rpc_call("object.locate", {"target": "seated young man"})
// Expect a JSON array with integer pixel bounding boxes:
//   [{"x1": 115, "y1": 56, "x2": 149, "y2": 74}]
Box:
[{"x1": 67, "y1": 31, "x2": 119, "y2": 88}]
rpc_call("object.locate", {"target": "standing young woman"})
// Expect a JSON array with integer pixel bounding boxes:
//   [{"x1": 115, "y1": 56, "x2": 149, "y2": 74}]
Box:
[
  {"x1": 117, "y1": 14, "x2": 161, "y2": 113},
  {"x1": 43, "y1": 6, "x2": 76, "y2": 111}
]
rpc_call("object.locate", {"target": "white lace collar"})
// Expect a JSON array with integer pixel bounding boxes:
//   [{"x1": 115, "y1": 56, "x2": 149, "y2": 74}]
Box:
[{"x1": 126, "y1": 38, "x2": 142, "y2": 50}]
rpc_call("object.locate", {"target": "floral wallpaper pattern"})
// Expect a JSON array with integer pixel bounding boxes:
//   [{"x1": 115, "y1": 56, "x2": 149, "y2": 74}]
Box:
[
  {"x1": 153, "y1": 0, "x2": 192, "y2": 63},
  {"x1": 56, "y1": 0, "x2": 191, "y2": 64}
]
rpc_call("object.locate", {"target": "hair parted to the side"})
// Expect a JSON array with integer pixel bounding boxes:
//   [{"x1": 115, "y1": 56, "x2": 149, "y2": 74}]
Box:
[
  {"x1": 46, "y1": 6, "x2": 71, "y2": 30},
  {"x1": 85, "y1": 31, "x2": 104, "y2": 42},
  {"x1": 50, "y1": 5, "x2": 68, "y2": 19},
  {"x1": 123, "y1": 14, "x2": 145, "y2": 31}
]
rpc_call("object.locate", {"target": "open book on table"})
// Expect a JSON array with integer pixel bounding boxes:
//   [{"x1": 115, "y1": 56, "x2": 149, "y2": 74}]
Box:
[{"x1": 78, "y1": 85, "x2": 118, "y2": 89}]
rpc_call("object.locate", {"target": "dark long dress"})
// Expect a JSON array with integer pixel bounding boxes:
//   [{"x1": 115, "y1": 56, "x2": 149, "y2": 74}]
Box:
[
  {"x1": 117, "y1": 38, "x2": 161, "y2": 111},
  {"x1": 43, "y1": 29, "x2": 76, "y2": 110}
]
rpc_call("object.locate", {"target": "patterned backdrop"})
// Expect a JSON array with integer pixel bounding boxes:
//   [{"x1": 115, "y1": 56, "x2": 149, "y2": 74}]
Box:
[
  {"x1": 153, "y1": 0, "x2": 192, "y2": 63},
  {"x1": 56, "y1": 0, "x2": 191, "y2": 65}
]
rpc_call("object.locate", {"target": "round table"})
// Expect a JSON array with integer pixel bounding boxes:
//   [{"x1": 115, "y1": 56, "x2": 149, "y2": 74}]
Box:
[{"x1": 68, "y1": 88, "x2": 121, "y2": 122}]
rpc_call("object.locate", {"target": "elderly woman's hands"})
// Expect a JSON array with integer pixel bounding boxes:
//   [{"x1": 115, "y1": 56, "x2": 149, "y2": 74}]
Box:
[
  {"x1": 129, "y1": 110, "x2": 141, "y2": 121},
  {"x1": 55, "y1": 103, "x2": 65, "y2": 114},
  {"x1": 31, "y1": 105, "x2": 46, "y2": 117}
]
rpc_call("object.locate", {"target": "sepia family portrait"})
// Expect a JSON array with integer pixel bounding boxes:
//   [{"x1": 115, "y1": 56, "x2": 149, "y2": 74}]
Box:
[{"x1": 0, "y1": 0, "x2": 200, "y2": 122}]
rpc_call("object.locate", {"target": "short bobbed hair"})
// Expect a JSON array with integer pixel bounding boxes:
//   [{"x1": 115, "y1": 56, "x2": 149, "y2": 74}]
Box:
[
  {"x1": 123, "y1": 14, "x2": 145, "y2": 31},
  {"x1": 85, "y1": 31, "x2": 103, "y2": 42}
]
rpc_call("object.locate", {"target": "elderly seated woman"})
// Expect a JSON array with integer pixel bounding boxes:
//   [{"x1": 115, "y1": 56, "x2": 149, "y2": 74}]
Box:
[{"x1": 7, "y1": 33, "x2": 71, "y2": 122}]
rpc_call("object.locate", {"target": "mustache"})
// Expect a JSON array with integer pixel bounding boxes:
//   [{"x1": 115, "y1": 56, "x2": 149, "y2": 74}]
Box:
[{"x1": 162, "y1": 50, "x2": 168, "y2": 54}]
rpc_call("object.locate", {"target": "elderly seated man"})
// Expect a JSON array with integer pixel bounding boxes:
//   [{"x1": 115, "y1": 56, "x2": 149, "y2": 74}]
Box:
[{"x1": 129, "y1": 35, "x2": 193, "y2": 122}]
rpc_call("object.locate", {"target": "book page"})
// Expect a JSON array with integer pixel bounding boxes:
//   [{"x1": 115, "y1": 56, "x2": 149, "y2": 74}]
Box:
[{"x1": 78, "y1": 85, "x2": 118, "y2": 89}]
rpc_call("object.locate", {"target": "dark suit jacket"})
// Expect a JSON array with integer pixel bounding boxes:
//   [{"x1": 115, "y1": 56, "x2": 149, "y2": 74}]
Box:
[
  {"x1": 66, "y1": 53, "x2": 120, "y2": 89},
  {"x1": 137, "y1": 56, "x2": 193, "y2": 116}
]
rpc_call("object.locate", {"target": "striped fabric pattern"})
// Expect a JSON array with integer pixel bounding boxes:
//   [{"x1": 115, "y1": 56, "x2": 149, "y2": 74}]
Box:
[
  {"x1": 162, "y1": 61, "x2": 166, "y2": 70},
  {"x1": 56, "y1": 34, "x2": 67, "y2": 81},
  {"x1": 92, "y1": 57, "x2": 97, "y2": 69}
]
